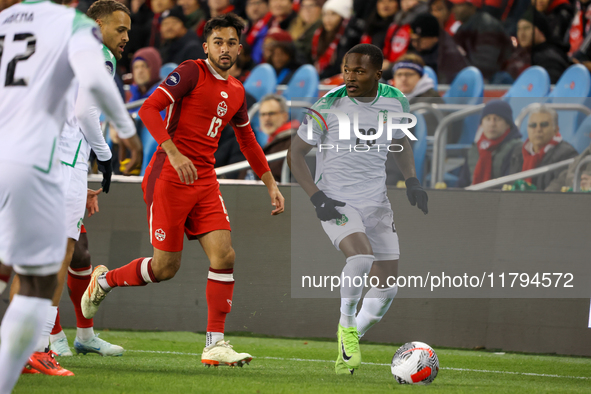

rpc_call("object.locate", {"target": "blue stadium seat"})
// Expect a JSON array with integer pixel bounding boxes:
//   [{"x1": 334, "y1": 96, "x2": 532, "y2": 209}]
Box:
[
  {"x1": 160, "y1": 63, "x2": 178, "y2": 80},
  {"x1": 443, "y1": 66, "x2": 484, "y2": 149},
  {"x1": 547, "y1": 64, "x2": 591, "y2": 142},
  {"x1": 423, "y1": 65, "x2": 438, "y2": 91},
  {"x1": 282, "y1": 65, "x2": 319, "y2": 123},
  {"x1": 571, "y1": 115, "x2": 591, "y2": 154},
  {"x1": 243, "y1": 64, "x2": 278, "y2": 102},
  {"x1": 503, "y1": 66, "x2": 551, "y2": 120}
]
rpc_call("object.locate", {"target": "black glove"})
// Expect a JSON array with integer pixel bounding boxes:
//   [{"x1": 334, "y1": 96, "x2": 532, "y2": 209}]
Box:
[
  {"x1": 97, "y1": 159, "x2": 113, "y2": 194},
  {"x1": 406, "y1": 177, "x2": 428, "y2": 214},
  {"x1": 310, "y1": 191, "x2": 346, "y2": 221}
]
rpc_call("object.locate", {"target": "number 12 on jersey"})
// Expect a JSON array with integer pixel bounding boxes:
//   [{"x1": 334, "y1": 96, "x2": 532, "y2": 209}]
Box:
[{"x1": 207, "y1": 116, "x2": 222, "y2": 138}]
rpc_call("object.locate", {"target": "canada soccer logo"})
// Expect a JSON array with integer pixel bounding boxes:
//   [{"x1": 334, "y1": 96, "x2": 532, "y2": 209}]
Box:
[
  {"x1": 217, "y1": 101, "x2": 228, "y2": 117},
  {"x1": 155, "y1": 229, "x2": 166, "y2": 241}
]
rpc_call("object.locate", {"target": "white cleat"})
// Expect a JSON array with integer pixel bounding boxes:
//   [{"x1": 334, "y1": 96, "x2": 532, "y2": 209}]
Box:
[
  {"x1": 201, "y1": 340, "x2": 253, "y2": 367},
  {"x1": 49, "y1": 337, "x2": 73, "y2": 357},
  {"x1": 81, "y1": 265, "x2": 109, "y2": 319},
  {"x1": 74, "y1": 334, "x2": 124, "y2": 357}
]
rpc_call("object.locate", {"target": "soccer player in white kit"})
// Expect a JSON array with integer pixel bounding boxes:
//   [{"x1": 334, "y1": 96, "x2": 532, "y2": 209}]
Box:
[
  {"x1": 288, "y1": 44, "x2": 429, "y2": 375},
  {"x1": 0, "y1": 0, "x2": 135, "y2": 390}
]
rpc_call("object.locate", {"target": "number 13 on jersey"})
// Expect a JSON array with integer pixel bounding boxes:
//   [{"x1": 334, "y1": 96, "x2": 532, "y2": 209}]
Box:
[{"x1": 207, "y1": 116, "x2": 222, "y2": 138}]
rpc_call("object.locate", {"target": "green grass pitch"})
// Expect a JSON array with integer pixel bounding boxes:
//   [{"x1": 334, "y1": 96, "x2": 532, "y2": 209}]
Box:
[{"x1": 14, "y1": 329, "x2": 591, "y2": 393}]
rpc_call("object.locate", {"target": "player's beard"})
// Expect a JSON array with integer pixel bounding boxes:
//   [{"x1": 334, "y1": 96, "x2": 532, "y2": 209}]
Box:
[{"x1": 209, "y1": 55, "x2": 237, "y2": 72}]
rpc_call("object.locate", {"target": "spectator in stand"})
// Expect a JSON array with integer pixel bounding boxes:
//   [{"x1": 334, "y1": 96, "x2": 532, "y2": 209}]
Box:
[
  {"x1": 150, "y1": 0, "x2": 176, "y2": 48},
  {"x1": 269, "y1": 0, "x2": 299, "y2": 30},
  {"x1": 546, "y1": 139, "x2": 591, "y2": 191},
  {"x1": 532, "y1": 0, "x2": 574, "y2": 48},
  {"x1": 269, "y1": 41, "x2": 301, "y2": 83},
  {"x1": 291, "y1": 0, "x2": 322, "y2": 41},
  {"x1": 569, "y1": 0, "x2": 591, "y2": 54},
  {"x1": 409, "y1": 12, "x2": 469, "y2": 83},
  {"x1": 359, "y1": 0, "x2": 400, "y2": 50},
  {"x1": 159, "y1": 6, "x2": 206, "y2": 64},
  {"x1": 119, "y1": 0, "x2": 155, "y2": 72},
  {"x1": 381, "y1": 0, "x2": 429, "y2": 73},
  {"x1": 129, "y1": 47, "x2": 164, "y2": 102},
  {"x1": 257, "y1": 94, "x2": 297, "y2": 181},
  {"x1": 508, "y1": 105, "x2": 578, "y2": 190},
  {"x1": 429, "y1": 0, "x2": 461, "y2": 35},
  {"x1": 178, "y1": 0, "x2": 207, "y2": 31},
  {"x1": 506, "y1": 8, "x2": 571, "y2": 83},
  {"x1": 229, "y1": 39, "x2": 256, "y2": 82},
  {"x1": 571, "y1": 0, "x2": 591, "y2": 71},
  {"x1": 450, "y1": 0, "x2": 514, "y2": 83},
  {"x1": 245, "y1": 0, "x2": 272, "y2": 64},
  {"x1": 457, "y1": 100, "x2": 523, "y2": 187},
  {"x1": 392, "y1": 54, "x2": 443, "y2": 101},
  {"x1": 193, "y1": 0, "x2": 236, "y2": 38},
  {"x1": 263, "y1": 28, "x2": 293, "y2": 62},
  {"x1": 308, "y1": 0, "x2": 353, "y2": 79}
]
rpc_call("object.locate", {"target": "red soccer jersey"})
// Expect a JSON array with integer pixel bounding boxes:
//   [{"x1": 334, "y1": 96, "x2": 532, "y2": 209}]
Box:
[{"x1": 138, "y1": 59, "x2": 270, "y2": 185}]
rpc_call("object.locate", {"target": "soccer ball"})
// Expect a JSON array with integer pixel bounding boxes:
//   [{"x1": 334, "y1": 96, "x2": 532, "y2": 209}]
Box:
[{"x1": 391, "y1": 341, "x2": 439, "y2": 385}]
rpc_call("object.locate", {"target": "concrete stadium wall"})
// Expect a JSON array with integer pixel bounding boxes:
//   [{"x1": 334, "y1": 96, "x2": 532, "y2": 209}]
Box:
[{"x1": 2, "y1": 183, "x2": 589, "y2": 356}]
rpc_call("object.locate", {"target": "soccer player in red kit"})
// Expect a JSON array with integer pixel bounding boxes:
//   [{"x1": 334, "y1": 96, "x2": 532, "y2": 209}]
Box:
[{"x1": 81, "y1": 13, "x2": 285, "y2": 367}]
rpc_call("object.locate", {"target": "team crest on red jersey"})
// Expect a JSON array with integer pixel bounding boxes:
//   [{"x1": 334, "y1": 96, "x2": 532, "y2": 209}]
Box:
[{"x1": 217, "y1": 101, "x2": 228, "y2": 117}]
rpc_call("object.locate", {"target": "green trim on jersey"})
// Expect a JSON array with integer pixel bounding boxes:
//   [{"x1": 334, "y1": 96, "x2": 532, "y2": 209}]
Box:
[
  {"x1": 102, "y1": 45, "x2": 117, "y2": 78},
  {"x1": 72, "y1": 9, "x2": 96, "y2": 35},
  {"x1": 22, "y1": 0, "x2": 50, "y2": 4},
  {"x1": 60, "y1": 139, "x2": 82, "y2": 167},
  {"x1": 33, "y1": 138, "x2": 57, "y2": 174},
  {"x1": 377, "y1": 83, "x2": 409, "y2": 112}
]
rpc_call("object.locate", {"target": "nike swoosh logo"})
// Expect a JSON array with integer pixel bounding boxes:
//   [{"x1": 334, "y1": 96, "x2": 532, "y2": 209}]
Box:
[
  {"x1": 90, "y1": 346, "x2": 101, "y2": 351},
  {"x1": 341, "y1": 339, "x2": 351, "y2": 361}
]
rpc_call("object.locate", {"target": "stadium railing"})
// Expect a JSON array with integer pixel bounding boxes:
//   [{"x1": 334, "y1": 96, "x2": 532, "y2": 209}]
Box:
[
  {"x1": 431, "y1": 102, "x2": 591, "y2": 187},
  {"x1": 463, "y1": 158, "x2": 574, "y2": 191},
  {"x1": 573, "y1": 156, "x2": 591, "y2": 192}
]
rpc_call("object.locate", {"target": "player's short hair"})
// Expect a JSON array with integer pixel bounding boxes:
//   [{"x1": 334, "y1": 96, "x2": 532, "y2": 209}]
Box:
[
  {"x1": 345, "y1": 44, "x2": 384, "y2": 71},
  {"x1": 260, "y1": 94, "x2": 288, "y2": 114},
  {"x1": 87, "y1": 0, "x2": 131, "y2": 21},
  {"x1": 203, "y1": 13, "x2": 245, "y2": 42}
]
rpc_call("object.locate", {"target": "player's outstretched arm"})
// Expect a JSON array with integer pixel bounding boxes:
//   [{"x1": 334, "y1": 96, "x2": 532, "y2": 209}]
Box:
[
  {"x1": 287, "y1": 135, "x2": 318, "y2": 197},
  {"x1": 86, "y1": 188, "x2": 102, "y2": 217},
  {"x1": 261, "y1": 171, "x2": 285, "y2": 215},
  {"x1": 392, "y1": 137, "x2": 428, "y2": 215},
  {"x1": 287, "y1": 135, "x2": 345, "y2": 221}
]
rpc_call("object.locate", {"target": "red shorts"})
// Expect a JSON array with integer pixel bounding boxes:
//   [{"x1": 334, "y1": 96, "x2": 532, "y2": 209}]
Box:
[{"x1": 142, "y1": 169, "x2": 231, "y2": 252}]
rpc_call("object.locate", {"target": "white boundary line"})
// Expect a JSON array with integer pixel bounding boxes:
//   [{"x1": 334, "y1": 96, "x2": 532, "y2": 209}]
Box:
[{"x1": 126, "y1": 350, "x2": 591, "y2": 380}]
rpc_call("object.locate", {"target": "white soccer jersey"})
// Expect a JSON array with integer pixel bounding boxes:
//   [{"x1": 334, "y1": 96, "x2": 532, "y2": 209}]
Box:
[
  {"x1": 0, "y1": 0, "x2": 102, "y2": 170},
  {"x1": 296, "y1": 84, "x2": 410, "y2": 203},
  {"x1": 59, "y1": 45, "x2": 119, "y2": 170}
]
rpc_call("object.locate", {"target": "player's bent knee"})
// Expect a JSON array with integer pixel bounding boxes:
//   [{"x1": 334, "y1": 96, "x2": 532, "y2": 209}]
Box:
[{"x1": 211, "y1": 247, "x2": 235, "y2": 269}]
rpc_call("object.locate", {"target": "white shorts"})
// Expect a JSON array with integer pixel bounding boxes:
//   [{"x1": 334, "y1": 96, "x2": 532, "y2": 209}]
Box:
[
  {"x1": 321, "y1": 201, "x2": 400, "y2": 259},
  {"x1": 0, "y1": 161, "x2": 66, "y2": 275},
  {"x1": 61, "y1": 164, "x2": 87, "y2": 240}
]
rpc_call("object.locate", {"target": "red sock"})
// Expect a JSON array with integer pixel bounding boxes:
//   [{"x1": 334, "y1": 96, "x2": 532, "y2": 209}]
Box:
[
  {"x1": 51, "y1": 308, "x2": 63, "y2": 335},
  {"x1": 105, "y1": 258, "x2": 158, "y2": 288},
  {"x1": 68, "y1": 265, "x2": 94, "y2": 328},
  {"x1": 206, "y1": 268, "x2": 234, "y2": 333}
]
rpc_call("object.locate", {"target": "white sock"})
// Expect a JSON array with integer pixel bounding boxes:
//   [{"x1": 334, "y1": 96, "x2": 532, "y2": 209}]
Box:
[
  {"x1": 35, "y1": 305, "x2": 58, "y2": 352},
  {"x1": 76, "y1": 327, "x2": 95, "y2": 341},
  {"x1": 206, "y1": 332, "x2": 224, "y2": 348},
  {"x1": 356, "y1": 286, "x2": 398, "y2": 337},
  {"x1": 50, "y1": 330, "x2": 67, "y2": 343},
  {"x1": 339, "y1": 255, "x2": 374, "y2": 328},
  {"x1": 0, "y1": 295, "x2": 51, "y2": 393}
]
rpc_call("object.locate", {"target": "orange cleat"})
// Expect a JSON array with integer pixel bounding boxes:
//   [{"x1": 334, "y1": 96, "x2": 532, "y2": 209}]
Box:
[
  {"x1": 22, "y1": 364, "x2": 40, "y2": 374},
  {"x1": 27, "y1": 351, "x2": 74, "y2": 376}
]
